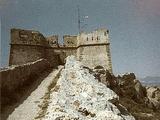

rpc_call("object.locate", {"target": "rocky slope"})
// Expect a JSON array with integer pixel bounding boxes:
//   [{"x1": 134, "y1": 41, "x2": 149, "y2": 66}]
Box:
[
  {"x1": 92, "y1": 63, "x2": 160, "y2": 120},
  {"x1": 34, "y1": 56, "x2": 135, "y2": 120},
  {"x1": 6, "y1": 55, "x2": 159, "y2": 120}
]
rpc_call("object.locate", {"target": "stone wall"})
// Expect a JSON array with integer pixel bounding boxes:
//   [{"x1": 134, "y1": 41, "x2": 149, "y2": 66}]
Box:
[
  {"x1": 77, "y1": 44, "x2": 112, "y2": 73},
  {"x1": 77, "y1": 28, "x2": 109, "y2": 46},
  {"x1": 63, "y1": 35, "x2": 77, "y2": 47},
  {"x1": 9, "y1": 29, "x2": 47, "y2": 66},
  {"x1": 9, "y1": 45, "x2": 45, "y2": 65},
  {"x1": 76, "y1": 28, "x2": 113, "y2": 73},
  {"x1": 106, "y1": 45, "x2": 112, "y2": 73},
  {"x1": 46, "y1": 35, "x2": 59, "y2": 47},
  {"x1": 11, "y1": 29, "x2": 47, "y2": 46},
  {"x1": 0, "y1": 59, "x2": 50, "y2": 108},
  {"x1": 54, "y1": 48, "x2": 77, "y2": 64},
  {"x1": 45, "y1": 48, "x2": 61, "y2": 67}
]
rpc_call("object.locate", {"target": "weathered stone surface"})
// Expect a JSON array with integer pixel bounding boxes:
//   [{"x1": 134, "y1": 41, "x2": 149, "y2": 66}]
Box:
[
  {"x1": 10, "y1": 28, "x2": 113, "y2": 73},
  {"x1": 146, "y1": 86, "x2": 160, "y2": 110},
  {"x1": 37, "y1": 56, "x2": 135, "y2": 120},
  {"x1": 9, "y1": 45, "x2": 46, "y2": 65},
  {"x1": 96, "y1": 71, "x2": 160, "y2": 119},
  {"x1": 0, "y1": 59, "x2": 50, "y2": 111},
  {"x1": 93, "y1": 66, "x2": 116, "y2": 88},
  {"x1": 10, "y1": 29, "x2": 47, "y2": 65},
  {"x1": 119, "y1": 73, "x2": 136, "y2": 86},
  {"x1": 115, "y1": 73, "x2": 146, "y2": 103},
  {"x1": 46, "y1": 35, "x2": 59, "y2": 47},
  {"x1": 134, "y1": 80, "x2": 147, "y2": 102},
  {"x1": 7, "y1": 66, "x2": 63, "y2": 120}
]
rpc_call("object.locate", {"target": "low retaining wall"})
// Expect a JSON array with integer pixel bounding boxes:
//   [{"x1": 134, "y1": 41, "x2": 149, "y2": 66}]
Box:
[{"x1": 0, "y1": 59, "x2": 50, "y2": 110}]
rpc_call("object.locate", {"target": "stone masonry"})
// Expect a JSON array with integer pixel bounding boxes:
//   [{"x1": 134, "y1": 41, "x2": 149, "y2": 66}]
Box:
[{"x1": 9, "y1": 28, "x2": 113, "y2": 73}]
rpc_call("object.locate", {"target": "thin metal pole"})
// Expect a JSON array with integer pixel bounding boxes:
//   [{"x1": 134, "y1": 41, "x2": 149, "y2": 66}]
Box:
[{"x1": 77, "y1": 5, "x2": 80, "y2": 34}]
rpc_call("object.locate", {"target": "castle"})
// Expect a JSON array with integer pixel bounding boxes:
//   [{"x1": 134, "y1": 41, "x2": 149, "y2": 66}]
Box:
[{"x1": 9, "y1": 28, "x2": 113, "y2": 73}]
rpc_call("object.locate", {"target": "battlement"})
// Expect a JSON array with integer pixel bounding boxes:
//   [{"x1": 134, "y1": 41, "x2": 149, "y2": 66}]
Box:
[
  {"x1": 46, "y1": 35, "x2": 59, "y2": 47},
  {"x1": 78, "y1": 28, "x2": 109, "y2": 46},
  {"x1": 63, "y1": 35, "x2": 77, "y2": 47},
  {"x1": 11, "y1": 28, "x2": 47, "y2": 47},
  {"x1": 10, "y1": 28, "x2": 110, "y2": 48}
]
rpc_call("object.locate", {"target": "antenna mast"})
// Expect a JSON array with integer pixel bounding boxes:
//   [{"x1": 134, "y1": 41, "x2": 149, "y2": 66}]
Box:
[{"x1": 77, "y1": 5, "x2": 80, "y2": 34}]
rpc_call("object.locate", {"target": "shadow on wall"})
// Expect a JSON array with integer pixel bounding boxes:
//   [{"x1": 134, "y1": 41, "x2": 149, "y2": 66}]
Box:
[{"x1": 0, "y1": 59, "x2": 51, "y2": 120}]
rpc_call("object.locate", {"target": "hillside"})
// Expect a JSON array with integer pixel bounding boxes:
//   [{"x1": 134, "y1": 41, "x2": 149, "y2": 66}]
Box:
[
  {"x1": 34, "y1": 56, "x2": 135, "y2": 120},
  {"x1": 5, "y1": 56, "x2": 160, "y2": 120}
]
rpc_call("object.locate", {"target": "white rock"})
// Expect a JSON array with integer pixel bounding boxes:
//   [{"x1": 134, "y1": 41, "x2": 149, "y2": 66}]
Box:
[{"x1": 41, "y1": 55, "x2": 135, "y2": 120}]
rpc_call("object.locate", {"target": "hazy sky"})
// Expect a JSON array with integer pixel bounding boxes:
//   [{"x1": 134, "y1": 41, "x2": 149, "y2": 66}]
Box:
[{"x1": 0, "y1": 0, "x2": 160, "y2": 77}]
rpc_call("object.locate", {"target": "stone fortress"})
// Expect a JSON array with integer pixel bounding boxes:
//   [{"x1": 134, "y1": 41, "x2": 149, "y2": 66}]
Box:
[
  {"x1": 1, "y1": 28, "x2": 113, "y2": 117},
  {"x1": 2, "y1": 28, "x2": 160, "y2": 120},
  {"x1": 9, "y1": 28, "x2": 113, "y2": 73}
]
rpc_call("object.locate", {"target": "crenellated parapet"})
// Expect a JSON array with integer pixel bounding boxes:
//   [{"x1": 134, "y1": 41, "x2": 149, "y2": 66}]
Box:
[
  {"x1": 11, "y1": 28, "x2": 47, "y2": 46},
  {"x1": 63, "y1": 35, "x2": 77, "y2": 47},
  {"x1": 77, "y1": 28, "x2": 110, "y2": 46},
  {"x1": 46, "y1": 35, "x2": 59, "y2": 47}
]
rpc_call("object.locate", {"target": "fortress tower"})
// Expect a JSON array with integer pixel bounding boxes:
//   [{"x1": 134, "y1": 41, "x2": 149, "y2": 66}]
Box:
[
  {"x1": 77, "y1": 28, "x2": 112, "y2": 73},
  {"x1": 9, "y1": 29, "x2": 47, "y2": 65}
]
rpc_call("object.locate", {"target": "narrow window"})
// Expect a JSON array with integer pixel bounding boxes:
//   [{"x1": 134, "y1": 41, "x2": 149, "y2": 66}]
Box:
[
  {"x1": 86, "y1": 37, "x2": 88, "y2": 41},
  {"x1": 97, "y1": 36, "x2": 99, "y2": 40}
]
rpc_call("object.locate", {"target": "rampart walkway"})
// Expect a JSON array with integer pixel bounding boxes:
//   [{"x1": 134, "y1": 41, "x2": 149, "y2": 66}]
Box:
[{"x1": 7, "y1": 66, "x2": 63, "y2": 120}]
